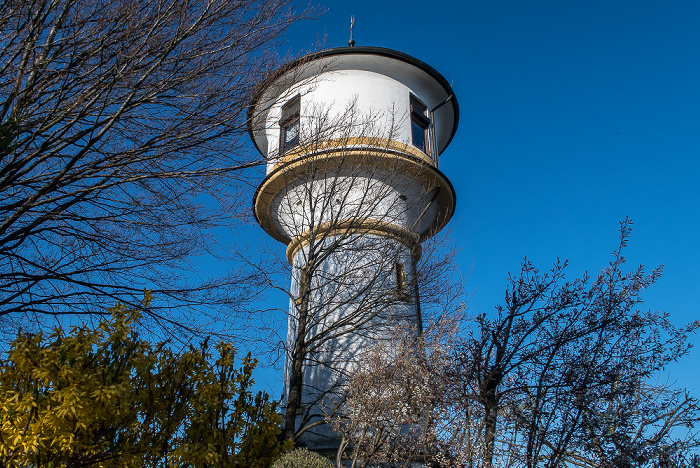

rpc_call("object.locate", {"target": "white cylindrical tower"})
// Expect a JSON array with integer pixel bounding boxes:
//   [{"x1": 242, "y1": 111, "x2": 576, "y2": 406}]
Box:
[{"x1": 249, "y1": 46, "x2": 459, "y2": 448}]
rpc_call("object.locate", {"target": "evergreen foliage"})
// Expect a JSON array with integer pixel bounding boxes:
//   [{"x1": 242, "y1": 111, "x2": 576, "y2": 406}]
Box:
[
  {"x1": 272, "y1": 448, "x2": 334, "y2": 468},
  {"x1": 0, "y1": 298, "x2": 291, "y2": 467}
]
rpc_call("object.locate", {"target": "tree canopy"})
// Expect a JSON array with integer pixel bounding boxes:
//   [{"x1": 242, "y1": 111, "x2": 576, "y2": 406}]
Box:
[
  {"x1": 330, "y1": 221, "x2": 700, "y2": 468},
  {"x1": 0, "y1": 0, "x2": 311, "y2": 331},
  {"x1": 0, "y1": 298, "x2": 290, "y2": 467}
]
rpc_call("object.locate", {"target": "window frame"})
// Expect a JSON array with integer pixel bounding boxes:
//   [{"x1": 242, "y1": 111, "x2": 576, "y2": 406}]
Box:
[
  {"x1": 410, "y1": 94, "x2": 430, "y2": 154},
  {"x1": 279, "y1": 95, "x2": 300, "y2": 154}
]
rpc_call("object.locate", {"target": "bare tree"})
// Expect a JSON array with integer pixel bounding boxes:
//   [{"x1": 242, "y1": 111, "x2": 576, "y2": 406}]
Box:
[
  {"x1": 432, "y1": 219, "x2": 699, "y2": 468},
  {"x1": 327, "y1": 318, "x2": 459, "y2": 468},
  {"x1": 320, "y1": 220, "x2": 699, "y2": 467},
  {"x1": 567, "y1": 382, "x2": 699, "y2": 468},
  {"x1": 0, "y1": 0, "x2": 312, "y2": 329}
]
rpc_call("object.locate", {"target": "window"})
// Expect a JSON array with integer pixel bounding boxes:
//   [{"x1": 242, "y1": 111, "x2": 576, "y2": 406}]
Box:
[
  {"x1": 294, "y1": 264, "x2": 311, "y2": 307},
  {"x1": 280, "y1": 96, "x2": 300, "y2": 154},
  {"x1": 410, "y1": 95, "x2": 430, "y2": 154},
  {"x1": 395, "y1": 262, "x2": 409, "y2": 301}
]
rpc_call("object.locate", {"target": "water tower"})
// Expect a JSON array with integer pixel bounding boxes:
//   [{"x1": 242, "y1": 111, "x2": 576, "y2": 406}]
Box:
[{"x1": 249, "y1": 46, "x2": 459, "y2": 448}]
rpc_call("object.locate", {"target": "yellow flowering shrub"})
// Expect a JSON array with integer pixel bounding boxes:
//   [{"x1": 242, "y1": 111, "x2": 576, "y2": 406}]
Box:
[{"x1": 0, "y1": 302, "x2": 290, "y2": 467}]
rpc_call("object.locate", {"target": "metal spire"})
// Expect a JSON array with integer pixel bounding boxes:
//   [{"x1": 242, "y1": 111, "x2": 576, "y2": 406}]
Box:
[{"x1": 348, "y1": 15, "x2": 355, "y2": 47}]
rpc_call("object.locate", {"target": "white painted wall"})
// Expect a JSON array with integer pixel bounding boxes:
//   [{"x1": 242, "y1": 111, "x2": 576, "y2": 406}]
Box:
[
  {"x1": 254, "y1": 53, "x2": 457, "y2": 172},
  {"x1": 263, "y1": 70, "x2": 414, "y2": 171},
  {"x1": 269, "y1": 167, "x2": 438, "y2": 241}
]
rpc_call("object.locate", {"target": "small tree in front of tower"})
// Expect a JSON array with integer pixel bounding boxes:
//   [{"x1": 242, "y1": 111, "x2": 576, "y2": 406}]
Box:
[{"x1": 327, "y1": 319, "x2": 459, "y2": 468}]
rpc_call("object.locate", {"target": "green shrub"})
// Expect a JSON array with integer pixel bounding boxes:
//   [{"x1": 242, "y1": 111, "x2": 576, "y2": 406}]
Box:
[{"x1": 272, "y1": 448, "x2": 334, "y2": 468}]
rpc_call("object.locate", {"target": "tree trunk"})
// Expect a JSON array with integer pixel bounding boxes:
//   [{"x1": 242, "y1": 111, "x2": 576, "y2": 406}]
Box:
[
  {"x1": 283, "y1": 264, "x2": 312, "y2": 440},
  {"x1": 482, "y1": 381, "x2": 499, "y2": 468},
  {"x1": 283, "y1": 343, "x2": 305, "y2": 440}
]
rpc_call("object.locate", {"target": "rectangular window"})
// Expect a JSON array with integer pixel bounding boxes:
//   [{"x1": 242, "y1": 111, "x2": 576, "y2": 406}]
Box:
[
  {"x1": 410, "y1": 95, "x2": 430, "y2": 154},
  {"x1": 395, "y1": 262, "x2": 409, "y2": 300},
  {"x1": 280, "y1": 96, "x2": 300, "y2": 154},
  {"x1": 294, "y1": 264, "x2": 310, "y2": 307}
]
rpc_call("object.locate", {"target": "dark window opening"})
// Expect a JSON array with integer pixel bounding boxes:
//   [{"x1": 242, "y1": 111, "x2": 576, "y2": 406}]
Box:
[
  {"x1": 395, "y1": 262, "x2": 410, "y2": 301},
  {"x1": 410, "y1": 95, "x2": 430, "y2": 154},
  {"x1": 295, "y1": 264, "x2": 311, "y2": 307},
  {"x1": 280, "y1": 96, "x2": 300, "y2": 154}
]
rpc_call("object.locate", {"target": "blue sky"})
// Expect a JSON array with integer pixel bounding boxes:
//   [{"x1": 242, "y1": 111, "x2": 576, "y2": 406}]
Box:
[{"x1": 251, "y1": 1, "x2": 700, "y2": 392}]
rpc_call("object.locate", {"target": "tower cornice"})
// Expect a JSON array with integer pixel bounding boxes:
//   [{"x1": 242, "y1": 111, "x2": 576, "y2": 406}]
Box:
[{"x1": 252, "y1": 143, "x2": 457, "y2": 246}]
